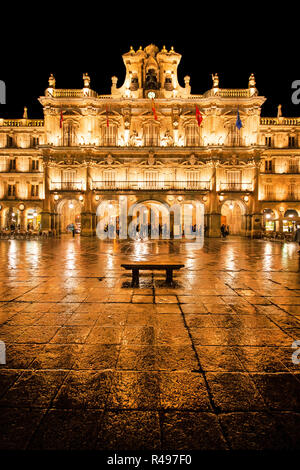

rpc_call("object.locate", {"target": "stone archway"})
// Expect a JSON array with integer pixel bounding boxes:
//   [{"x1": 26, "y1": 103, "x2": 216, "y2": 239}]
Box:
[
  {"x1": 221, "y1": 199, "x2": 247, "y2": 236},
  {"x1": 56, "y1": 199, "x2": 82, "y2": 234},
  {"x1": 129, "y1": 199, "x2": 171, "y2": 239}
]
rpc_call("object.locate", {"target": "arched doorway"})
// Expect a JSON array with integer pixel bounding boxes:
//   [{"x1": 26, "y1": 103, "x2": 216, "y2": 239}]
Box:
[
  {"x1": 96, "y1": 200, "x2": 120, "y2": 239},
  {"x1": 25, "y1": 207, "x2": 42, "y2": 231},
  {"x1": 283, "y1": 209, "x2": 299, "y2": 233},
  {"x1": 221, "y1": 200, "x2": 246, "y2": 236},
  {"x1": 57, "y1": 199, "x2": 82, "y2": 234},
  {"x1": 4, "y1": 207, "x2": 20, "y2": 230},
  {"x1": 130, "y1": 200, "x2": 171, "y2": 239}
]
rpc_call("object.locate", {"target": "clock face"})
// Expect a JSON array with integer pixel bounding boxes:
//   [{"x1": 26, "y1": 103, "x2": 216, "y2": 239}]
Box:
[{"x1": 148, "y1": 91, "x2": 156, "y2": 99}]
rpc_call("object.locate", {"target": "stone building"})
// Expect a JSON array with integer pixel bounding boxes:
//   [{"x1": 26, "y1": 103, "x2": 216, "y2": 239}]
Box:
[{"x1": 0, "y1": 44, "x2": 299, "y2": 237}]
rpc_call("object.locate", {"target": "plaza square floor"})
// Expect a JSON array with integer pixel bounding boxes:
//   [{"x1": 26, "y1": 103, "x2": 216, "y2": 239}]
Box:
[{"x1": 0, "y1": 235, "x2": 300, "y2": 452}]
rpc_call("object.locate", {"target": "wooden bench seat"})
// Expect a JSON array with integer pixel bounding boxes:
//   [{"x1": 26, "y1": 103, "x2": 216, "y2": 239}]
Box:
[{"x1": 121, "y1": 263, "x2": 185, "y2": 287}]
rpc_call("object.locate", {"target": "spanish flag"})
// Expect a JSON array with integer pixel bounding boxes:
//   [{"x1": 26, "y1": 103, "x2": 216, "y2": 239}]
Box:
[
  {"x1": 152, "y1": 99, "x2": 158, "y2": 120},
  {"x1": 196, "y1": 105, "x2": 203, "y2": 126}
]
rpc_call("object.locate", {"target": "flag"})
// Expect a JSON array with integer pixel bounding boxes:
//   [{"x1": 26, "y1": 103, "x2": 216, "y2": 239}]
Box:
[
  {"x1": 152, "y1": 99, "x2": 158, "y2": 120},
  {"x1": 236, "y1": 108, "x2": 243, "y2": 130},
  {"x1": 60, "y1": 110, "x2": 63, "y2": 128},
  {"x1": 196, "y1": 105, "x2": 203, "y2": 126},
  {"x1": 106, "y1": 105, "x2": 109, "y2": 127}
]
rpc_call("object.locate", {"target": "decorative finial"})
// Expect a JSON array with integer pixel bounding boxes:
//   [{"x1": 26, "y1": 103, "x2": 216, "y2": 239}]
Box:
[
  {"x1": 161, "y1": 45, "x2": 168, "y2": 53},
  {"x1": 277, "y1": 104, "x2": 283, "y2": 119},
  {"x1": 170, "y1": 46, "x2": 175, "y2": 53},
  {"x1": 23, "y1": 107, "x2": 28, "y2": 119},
  {"x1": 129, "y1": 46, "x2": 135, "y2": 53}
]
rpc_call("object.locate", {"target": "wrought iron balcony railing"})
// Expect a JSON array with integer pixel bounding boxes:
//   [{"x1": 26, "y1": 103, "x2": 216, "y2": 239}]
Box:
[
  {"x1": 51, "y1": 182, "x2": 82, "y2": 191},
  {"x1": 263, "y1": 193, "x2": 299, "y2": 202},
  {"x1": 92, "y1": 181, "x2": 211, "y2": 191},
  {"x1": 219, "y1": 182, "x2": 253, "y2": 192}
]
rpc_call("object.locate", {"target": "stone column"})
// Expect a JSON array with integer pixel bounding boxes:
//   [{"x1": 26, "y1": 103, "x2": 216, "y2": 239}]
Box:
[
  {"x1": 81, "y1": 162, "x2": 94, "y2": 237},
  {"x1": 207, "y1": 161, "x2": 221, "y2": 237},
  {"x1": 40, "y1": 161, "x2": 51, "y2": 231},
  {"x1": 20, "y1": 211, "x2": 26, "y2": 231},
  {"x1": 251, "y1": 161, "x2": 263, "y2": 238}
]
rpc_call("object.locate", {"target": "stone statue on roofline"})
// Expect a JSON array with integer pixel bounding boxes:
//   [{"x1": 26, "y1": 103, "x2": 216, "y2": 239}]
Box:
[
  {"x1": 212, "y1": 73, "x2": 219, "y2": 88},
  {"x1": 83, "y1": 73, "x2": 91, "y2": 88},
  {"x1": 48, "y1": 74, "x2": 56, "y2": 88}
]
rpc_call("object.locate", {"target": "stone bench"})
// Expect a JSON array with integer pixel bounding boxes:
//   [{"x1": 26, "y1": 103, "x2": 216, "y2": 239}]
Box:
[{"x1": 121, "y1": 263, "x2": 185, "y2": 287}]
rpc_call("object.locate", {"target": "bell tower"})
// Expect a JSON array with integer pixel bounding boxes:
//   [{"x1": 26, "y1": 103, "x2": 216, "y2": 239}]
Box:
[{"x1": 111, "y1": 44, "x2": 191, "y2": 99}]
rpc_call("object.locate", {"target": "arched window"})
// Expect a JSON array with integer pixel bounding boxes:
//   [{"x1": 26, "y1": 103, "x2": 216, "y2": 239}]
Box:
[
  {"x1": 143, "y1": 122, "x2": 160, "y2": 147},
  {"x1": 185, "y1": 123, "x2": 200, "y2": 146}
]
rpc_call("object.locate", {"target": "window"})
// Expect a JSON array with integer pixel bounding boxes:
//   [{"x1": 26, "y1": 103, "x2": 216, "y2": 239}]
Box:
[
  {"x1": 289, "y1": 136, "x2": 296, "y2": 147},
  {"x1": 9, "y1": 158, "x2": 16, "y2": 171},
  {"x1": 143, "y1": 123, "x2": 160, "y2": 147},
  {"x1": 63, "y1": 122, "x2": 77, "y2": 146},
  {"x1": 288, "y1": 159, "x2": 299, "y2": 173},
  {"x1": 6, "y1": 136, "x2": 14, "y2": 148},
  {"x1": 31, "y1": 184, "x2": 39, "y2": 197},
  {"x1": 31, "y1": 159, "x2": 39, "y2": 171},
  {"x1": 288, "y1": 183, "x2": 296, "y2": 200},
  {"x1": 265, "y1": 159, "x2": 273, "y2": 172},
  {"x1": 185, "y1": 123, "x2": 200, "y2": 146},
  {"x1": 226, "y1": 124, "x2": 242, "y2": 147},
  {"x1": 264, "y1": 184, "x2": 273, "y2": 200},
  {"x1": 102, "y1": 124, "x2": 117, "y2": 146},
  {"x1": 226, "y1": 170, "x2": 241, "y2": 190},
  {"x1": 31, "y1": 137, "x2": 39, "y2": 147},
  {"x1": 265, "y1": 136, "x2": 272, "y2": 147},
  {"x1": 62, "y1": 170, "x2": 77, "y2": 190},
  {"x1": 185, "y1": 171, "x2": 201, "y2": 189},
  {"x1": 103, "y1": 170, "x2": 116, "y2": 189},
  {"x1": 8, "y1": 184, "x2": 16, "y2": 196},
  {"x1": 144, "y1": 170, "x2": 159, "y2": 189}
]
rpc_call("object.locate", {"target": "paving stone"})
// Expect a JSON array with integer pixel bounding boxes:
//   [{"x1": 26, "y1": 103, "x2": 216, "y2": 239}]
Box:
[{"x1": 1, "y1": 236, "x2": 300, "y2": 451}]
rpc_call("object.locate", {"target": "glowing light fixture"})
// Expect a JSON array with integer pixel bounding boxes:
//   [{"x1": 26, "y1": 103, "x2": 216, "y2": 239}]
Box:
[{"x1": 69, "y1": 203, "x2": 74, "y2": 209}]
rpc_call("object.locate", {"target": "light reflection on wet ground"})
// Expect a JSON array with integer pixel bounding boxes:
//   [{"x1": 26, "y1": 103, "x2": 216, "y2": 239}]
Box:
[{"x1": 0, "y1": 235, "x2": 300, "y2": 451}]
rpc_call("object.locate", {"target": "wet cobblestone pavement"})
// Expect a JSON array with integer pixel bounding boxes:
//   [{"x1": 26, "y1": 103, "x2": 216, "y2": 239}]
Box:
[{"x1": 1, "y1": 236, "x2": 300, "y2": 451}]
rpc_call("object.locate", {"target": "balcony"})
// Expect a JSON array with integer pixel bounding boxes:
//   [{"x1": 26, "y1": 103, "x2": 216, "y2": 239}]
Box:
[
  {"x1": 92, "y1": 181, "x2": 211, "y2": 191},
  {"x1": 51, "y1": 182, "x2": 82, "y2": 191},
  {"x1": 263, "y1": 193, "x2": 299, "y2": 202},
  {"x1": 219, "y1": 183, "x2": 253, "y2": 192}
]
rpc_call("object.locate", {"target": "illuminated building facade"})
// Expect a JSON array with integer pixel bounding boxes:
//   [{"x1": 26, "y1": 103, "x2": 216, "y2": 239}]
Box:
[{"x1": 0, "y1": 44, "x2": 299, "y2": 237}]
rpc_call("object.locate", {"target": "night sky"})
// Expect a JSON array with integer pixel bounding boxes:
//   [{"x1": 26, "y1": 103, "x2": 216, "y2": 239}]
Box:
[{"x1": 1, "y1": 38, "x2": 299, "y2": 120}]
